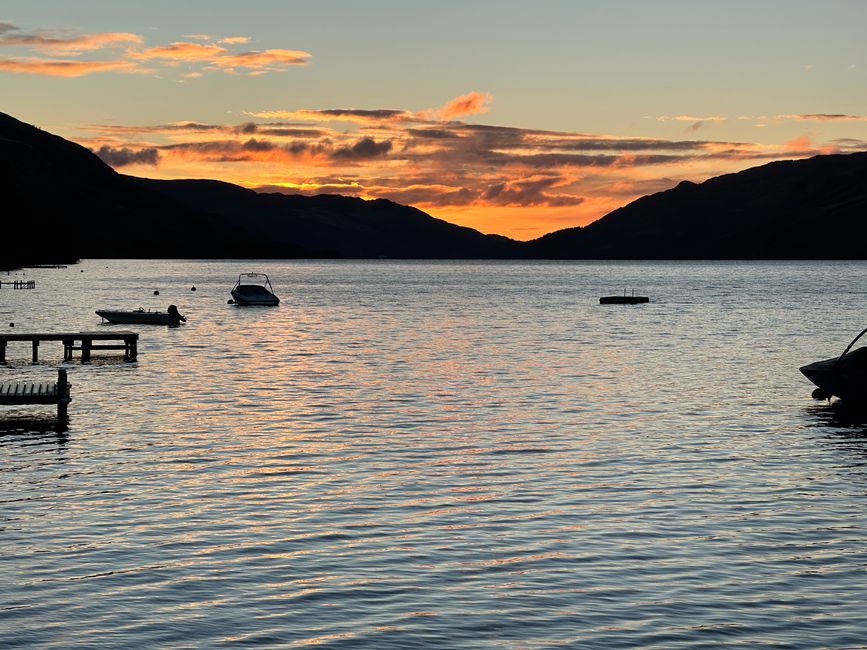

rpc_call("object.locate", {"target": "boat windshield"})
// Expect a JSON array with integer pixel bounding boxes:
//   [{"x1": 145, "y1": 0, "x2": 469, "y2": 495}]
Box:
[{"x1": 234, "y1": 273, "x2": 274, "y2": 290}]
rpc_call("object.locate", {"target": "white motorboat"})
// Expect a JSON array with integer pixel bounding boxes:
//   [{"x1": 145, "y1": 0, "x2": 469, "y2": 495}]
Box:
[
  {"x1": 96, "y1": 305, "x2": 186, "y2": 326},
  {"x1": 230, "y1": 273, "x2": 280, "y2": 306},
  {"x1": 800, "y1": 326, "x2": 867, "y2": 402}
]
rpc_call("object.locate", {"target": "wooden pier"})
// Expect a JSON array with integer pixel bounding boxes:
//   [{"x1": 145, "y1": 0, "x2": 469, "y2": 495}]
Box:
[
  {"x1": 0, "y1": 280, "x2": 35, "y2": 289},
  {"x1": 0, "y1": 331, "x2": 139, "y2": 363},
  {"x1": 0, "y1": 368, "x2": 71, "y2": 421}
]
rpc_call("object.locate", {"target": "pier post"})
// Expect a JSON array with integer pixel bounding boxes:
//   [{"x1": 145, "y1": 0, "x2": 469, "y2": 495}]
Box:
[
  {"x1": 0, "y1": 340, "x2": 5, "y2": 364},
  {"x1": 81, "y1": 338, "x2": 92, "y2": 363},
  {"x1": 32, "y1": 340, "x2": 39, "y2": 363},
  {"x1": 57, "y1": 368, "x2": 69, "y2": 422},
  {"x1": 125, "y1": 336, "x2": 138, "y2": 361}
]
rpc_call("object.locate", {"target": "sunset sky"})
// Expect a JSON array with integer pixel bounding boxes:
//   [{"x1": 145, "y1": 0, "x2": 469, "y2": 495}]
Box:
[{"x1": 2, "y1": 0, "x2": 866, "y2": 239}]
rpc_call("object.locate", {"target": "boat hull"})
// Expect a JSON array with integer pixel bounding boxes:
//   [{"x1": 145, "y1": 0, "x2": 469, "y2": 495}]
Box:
[
  {"x1": 96, "y1": 310, "x2": 173, "y2": 325},
  {"x1": 800, "y1": 347, "x2": 867, "y2": 402},
  {"x1": 230, "y1": 288, "x2": 280, "y2": 306}
]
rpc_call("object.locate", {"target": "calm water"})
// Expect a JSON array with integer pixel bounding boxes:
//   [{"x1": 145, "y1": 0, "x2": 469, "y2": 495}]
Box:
[{"x1": 3, "y1": 260, "x2": 867, "y2": 648}]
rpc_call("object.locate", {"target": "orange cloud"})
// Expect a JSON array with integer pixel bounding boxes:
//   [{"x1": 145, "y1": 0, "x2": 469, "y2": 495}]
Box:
[
  {"x1": 656, "y1": 115, "x2": 727, "y2": 123},
  {"x1": 438, "y1": 91, "x2": 493, "y2": 119},
  {"x1": 209, "y1": 48, "x2": 311, "y2": 71},
  {"x1": 0, "y1": 56, "x2": 136, "y2": 76},
  {"x1": 739, "y1": 113, "x2": 867, "y2": 123},
  {"x1": 0, "y1": 30, "x2": 142, "y2": 54},
  {"x1": 248, "y1": 108, "x2": 412, "y2": 123},
  {"x1": 129, "y1": 42, "x2": 227, "y2": 61},
  {"x1": 784, "y1": 134, "x2": 812, "y2": 152},
  {"x1": 79, "y1": 98, "x2": 861, "y2": 239}
]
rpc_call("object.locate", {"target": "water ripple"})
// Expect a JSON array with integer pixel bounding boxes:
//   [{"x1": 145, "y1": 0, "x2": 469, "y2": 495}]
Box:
[{"x1": 3, "y1": 260, "x2": 867, "y2": 647}]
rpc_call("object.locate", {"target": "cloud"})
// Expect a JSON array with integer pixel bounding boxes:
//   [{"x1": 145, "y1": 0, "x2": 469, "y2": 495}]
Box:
[
  {"x1": 129, "y1": 41, "x2": 227, "y2": 61},
  {"x1": 93, "y1": 145, "x2": 160, "y2": 167},
  {"x1": 830, "y1": 137, "x2": 867, "y2": 152},
  {"x1": 0, "y1": 56, "x2": 136, "y2": 76},
  {"x1": 89, "y1": 120, "x2": 327, "y2": 139},
  {"x1": 406, "y1": 128, "x2": 461, "y2": 139},
  {"x1": 331, "y1": 137, "x2": 392, "y2": 159},
  {"x1": 250, "y1": 91, "x2": 493, "y2": 124},
  {"x1": 482, "y1": 177, "x2": 585, "y2": 207},
  {"x1": 128, "y1": 43, "x2": 311, "y2": 73},
  {"x1": 378, "y1": 185, "x2": 481, "y2": 207},
  {"x1": 248, "y1": 108, "x2": 412, "y2": 123},
  {"x1": 208, "y1": 48, "x2": 310, "y2": 72},
  {"x1": 0, "y1": 22, "x2": 310, "y2": 78},
  {"x1": 78, "y1": 95, "x2": 853, "y2": 237},
  {"x1": 656, "y1": 115, "x2": 727, "y2": 123},
  {"x1": 783, "y1": 135, "x2": 813, "y2": 153},
  {"x1": 438, "y1": 91, "x2": 493, "y2": 119},
  {"x1": 0, "y1": 31, "x2": 142, "y2": 54},
  {"x1": 777, "y1": 113, "x2": 867, "y2": 122}
]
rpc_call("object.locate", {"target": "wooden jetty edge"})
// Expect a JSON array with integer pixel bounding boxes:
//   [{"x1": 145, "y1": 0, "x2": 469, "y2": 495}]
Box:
[
  {"x1": 0, "y1": 331, "x2": 139, "y2": 363},
  {"x1": 0, "y1": 368, "x2": 71, "y2": 421}
]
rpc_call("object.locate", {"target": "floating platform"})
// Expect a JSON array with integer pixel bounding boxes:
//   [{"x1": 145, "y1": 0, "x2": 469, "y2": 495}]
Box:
[
  {"x1": 0, "y1": 280, "x2": 35, "y2": 289},
  {"x1": 600, "y1": 295, "x2": 649, "y2": 304}
]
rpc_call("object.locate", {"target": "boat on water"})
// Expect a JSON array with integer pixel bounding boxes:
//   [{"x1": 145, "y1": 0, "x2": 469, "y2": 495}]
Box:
[
  {"x1": 96, "y1": 305, "x2": 186, "y2": 326},
  {"x1": 600, "y1": 295, "x2": 649, "y2": 304},
  {"x1": 230, "y1": 273, "x2": 280, "y2": 306},
  {"x1": 800, "y1": 326, "x2": 867, "y2": 402}
]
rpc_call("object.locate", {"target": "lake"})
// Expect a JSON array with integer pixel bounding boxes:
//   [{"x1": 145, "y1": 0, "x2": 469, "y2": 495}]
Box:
[{"x1": 3, "y1": 260, "x2": 867, "y2": 648}]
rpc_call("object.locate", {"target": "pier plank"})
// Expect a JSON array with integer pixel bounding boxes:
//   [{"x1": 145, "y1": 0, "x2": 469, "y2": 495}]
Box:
[{"x1": 0, "y1": 369, "x2": 71, "y2": 422}]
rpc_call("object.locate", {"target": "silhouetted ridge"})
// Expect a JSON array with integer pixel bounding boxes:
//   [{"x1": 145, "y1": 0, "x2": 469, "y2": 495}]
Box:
[
  {"x1": 4, "y1": 109, "x2": 867, "y2": 267},
  {"x1": 526, "y1": 152, "x2": 867, "y2": 259},
  {"x1": 0, "y1": 111, "x2": 516, "y2": 266}
]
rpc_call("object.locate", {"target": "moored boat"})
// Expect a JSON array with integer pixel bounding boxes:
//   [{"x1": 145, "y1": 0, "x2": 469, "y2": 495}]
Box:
[
  {"x1": 230, "y1": 273, "x2": 280, "y2": 306},
  {"x1": 96, "y1": 305, "x2": 186, "y2": 326},
  {"x1": 800, "y1": 326, "x2": 867, "y2": 402}
]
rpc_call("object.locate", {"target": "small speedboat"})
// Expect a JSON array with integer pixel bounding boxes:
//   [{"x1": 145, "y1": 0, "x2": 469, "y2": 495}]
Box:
[
  {"x1": 800, "y1": 326, "x2": 867, "y2": 402},
  {"x1": 230, "y1": 273, "x2": 280, "y2": 306},
  {"x1": 97, "y1": 305, "x2": 186, "y2": 326}
]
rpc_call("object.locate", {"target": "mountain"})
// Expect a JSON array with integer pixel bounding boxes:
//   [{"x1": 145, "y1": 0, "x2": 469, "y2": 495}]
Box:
[
  {"x1": 0, "y1": 112, "x2": 516, "y2": 269},
  {"x1": 132, "y1": 178, "x2": 517, "y2": 259},
  {"x1": 525, "y1": 152, "x2": 867, "y2": 259},
  {"x1": 4, "y1": 109, "x2": 867, "y2": 267}
]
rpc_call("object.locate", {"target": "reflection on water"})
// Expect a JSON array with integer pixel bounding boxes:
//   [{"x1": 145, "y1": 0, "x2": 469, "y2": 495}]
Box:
[{"x1": 3, "y1": 260, "x2": 867, "y2": 648}]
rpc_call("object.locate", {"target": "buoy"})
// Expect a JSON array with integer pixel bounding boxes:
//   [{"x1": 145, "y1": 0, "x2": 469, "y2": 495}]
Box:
[
  {"x1": 153, "y1": 290, "x2": 160, "y2": 296},
  {"x1": 190, "y1": 286, "x2": 197, "y2": 291},
  {"x1": 811, "y1": 388, "x2": 832, "y2": 400},
  {"x1": 9, "y1": 322, "x2": 14, "y2": 327},
  {"x1": 227, "y1": 299, "x2": 235, "y2": 304}
]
